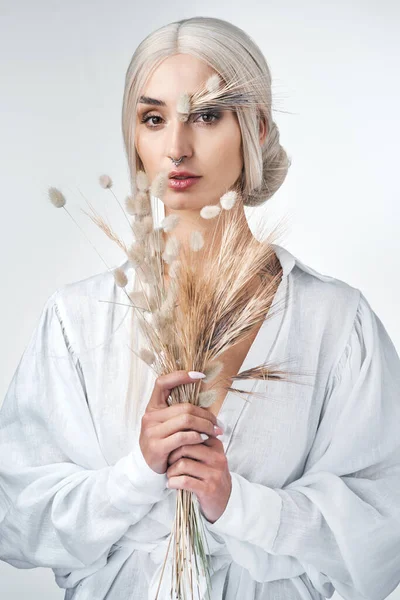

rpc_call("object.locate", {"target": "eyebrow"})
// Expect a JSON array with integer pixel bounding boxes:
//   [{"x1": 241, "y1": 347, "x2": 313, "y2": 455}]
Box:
[{"x1": 138, "y1": 96, "x2": 167, "y2": 107}]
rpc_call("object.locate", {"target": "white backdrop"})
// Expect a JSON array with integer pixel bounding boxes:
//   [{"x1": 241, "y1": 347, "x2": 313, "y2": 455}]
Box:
[{"x1": 1, "y1": 1, "x2": 399, "y2": 598}]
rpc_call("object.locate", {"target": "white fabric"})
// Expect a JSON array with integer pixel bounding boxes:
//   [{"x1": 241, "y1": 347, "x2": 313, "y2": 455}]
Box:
[{"x1": 1, "y1": 243, "x2": 400, "y2": 600}]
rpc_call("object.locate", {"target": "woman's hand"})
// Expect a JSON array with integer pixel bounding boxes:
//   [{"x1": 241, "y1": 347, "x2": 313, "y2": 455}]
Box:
[
  {"x1": 139, "y1": 370, "x2": 224, "y2": 475},
  {"x1": 166, "y1": 435, "x2": 232, "y2": 524}
]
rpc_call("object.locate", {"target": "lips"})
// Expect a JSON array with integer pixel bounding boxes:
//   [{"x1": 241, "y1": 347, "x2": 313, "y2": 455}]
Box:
[
  {"x1": 168, "y1": 170, "x2": 200, "y2": 179},
  {"x1": 168, "y1": 176, "x2": 201, "y2": 190}
]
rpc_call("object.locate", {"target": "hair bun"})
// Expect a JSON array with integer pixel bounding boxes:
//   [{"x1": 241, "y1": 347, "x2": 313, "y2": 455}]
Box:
[{"x1": 243, "y1": 121, "x2": 291, "y2": 207}]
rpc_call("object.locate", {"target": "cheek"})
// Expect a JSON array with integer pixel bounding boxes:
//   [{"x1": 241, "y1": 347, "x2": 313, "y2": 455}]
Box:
[
  {"x1": 135, "y1": 132, "x2": 147, "y2": 158},
  {"x1": 135, "y1": 132, "x2": 158, "y2": 170},
  {"x1": 134, "y1": 130, "x2": 143, "y2": 163},
  {"x1": 211, "y1": 124, "x2": 242, "y2": 170}
]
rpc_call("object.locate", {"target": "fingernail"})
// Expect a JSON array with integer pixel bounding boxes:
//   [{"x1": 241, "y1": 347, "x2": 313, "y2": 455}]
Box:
[
  {"x1": 200, "y1": 433, "x2": 209, "y2": 441},
  {"x1": 188, "y1": 371, "x2": 206, "y2": 379},
  {"x1": 214, "y1": 425, "x2": 224, "y2": 435},
  {"x1": 216, "y1": 418, "x2": 225, "y2": 429}
]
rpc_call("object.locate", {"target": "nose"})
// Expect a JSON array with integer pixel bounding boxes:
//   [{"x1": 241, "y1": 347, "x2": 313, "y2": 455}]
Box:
[{"x1": 165, "y1": 117, "x2": 193, "y2": 163}]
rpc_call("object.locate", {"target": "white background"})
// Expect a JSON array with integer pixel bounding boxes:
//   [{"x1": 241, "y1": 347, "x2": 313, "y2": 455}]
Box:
[{"x1": 1, "y1": 1, "x2": 399, "y2": 598}]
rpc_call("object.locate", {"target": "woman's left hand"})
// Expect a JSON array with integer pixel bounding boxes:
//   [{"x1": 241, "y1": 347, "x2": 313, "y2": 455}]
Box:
[{"x1": 166, "y1": 436, "x2": 232, "y2": 524}]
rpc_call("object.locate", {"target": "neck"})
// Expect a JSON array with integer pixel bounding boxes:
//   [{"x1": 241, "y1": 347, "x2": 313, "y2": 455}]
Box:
[
  {"x1": 162, "y1": 202, "x2": 254, "y2": 256},
  {"x1": 161, "y1": 201, "x2": 263, "y2": 294}
]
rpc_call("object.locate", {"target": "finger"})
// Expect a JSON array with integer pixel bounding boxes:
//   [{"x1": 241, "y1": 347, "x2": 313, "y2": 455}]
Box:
[
  {"x1": 147, "y1": 371, "x2": 206, "y2": 410},
  {"x1": 168, "y1": 474, "x2": 203, "y2": 495},
  {"x1": 167, "y1": 457, "x2": 212, "y2": 482},
  {"x1": 168, "y1": 442, "x2": 211, "y2": 466},
  {"x1": 168, "y1": 438, "x2": 224, "y2": 467},
  {"x1": 161, "y1": 428, "x2": 221, "y2": 456},
  {"x1": 154, "y1": 412, "x2": 222, "y2": 442},
  {"x1": 146, "y1": 402, "x2": 219, "y2": 428}
]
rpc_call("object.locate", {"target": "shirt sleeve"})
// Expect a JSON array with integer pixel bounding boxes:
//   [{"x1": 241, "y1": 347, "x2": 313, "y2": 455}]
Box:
[
  {"x1": 0, "y1": 289, "x2": 169, "y2": 571},
  {"x1": 203, "y1": 291, "x2": 400, "y2": 600}
]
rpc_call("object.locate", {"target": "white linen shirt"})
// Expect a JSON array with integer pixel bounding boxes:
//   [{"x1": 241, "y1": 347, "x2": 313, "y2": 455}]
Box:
[{"x1": 1, "y1": 243, "x2": 400, "y2": 600}]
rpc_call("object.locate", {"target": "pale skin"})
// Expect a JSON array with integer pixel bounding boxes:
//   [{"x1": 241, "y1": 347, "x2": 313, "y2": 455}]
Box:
[{"x1": 135, "y1": 53, "x2": 268, "y2": 523}]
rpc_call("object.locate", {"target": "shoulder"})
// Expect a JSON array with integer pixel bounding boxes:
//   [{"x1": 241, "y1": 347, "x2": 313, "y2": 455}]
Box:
[
  {"x1": 273, "y1": 245, "x2": 365, "y2": 367},
  {"x1": 50, "y1": 259, "x2": 132, "y2": 355},
  {"x1": 54, "y1": 259, "x2": 131, "y2": 301},
  {"x1": 274, "y1": 244, "x2": 362, "y2": 318}
]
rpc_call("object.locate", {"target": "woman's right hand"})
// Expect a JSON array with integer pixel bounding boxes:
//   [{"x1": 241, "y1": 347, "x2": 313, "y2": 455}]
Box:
[{"x1": 139, "y1": 370, "x2": 224, "y2": 475}]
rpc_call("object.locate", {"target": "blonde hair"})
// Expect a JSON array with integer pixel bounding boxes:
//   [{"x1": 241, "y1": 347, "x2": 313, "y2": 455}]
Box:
[{"x1": 121, "y1": 16, "x2": 291, "y2": 207}]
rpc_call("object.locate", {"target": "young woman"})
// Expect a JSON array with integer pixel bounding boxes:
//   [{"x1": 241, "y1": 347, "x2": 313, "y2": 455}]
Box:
[{"x1": 1, "y1": 16, "x2": 400, "y2": 600}]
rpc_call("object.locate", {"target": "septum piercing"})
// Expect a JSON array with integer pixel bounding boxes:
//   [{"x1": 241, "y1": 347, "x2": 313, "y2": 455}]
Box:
[{"x1": 170, "y1": 156, "x2": 185, "y2": 167}]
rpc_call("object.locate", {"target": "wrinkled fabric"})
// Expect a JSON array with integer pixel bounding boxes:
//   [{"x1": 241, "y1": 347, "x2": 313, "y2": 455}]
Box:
[{"x1": 1, "y1": 242, "x2": 400, "y2": 600}]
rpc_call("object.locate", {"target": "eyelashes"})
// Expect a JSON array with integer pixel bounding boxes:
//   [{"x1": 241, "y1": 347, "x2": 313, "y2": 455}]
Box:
[{"x1": 139, "y1": 111, "x2": 222, "y2": 128}]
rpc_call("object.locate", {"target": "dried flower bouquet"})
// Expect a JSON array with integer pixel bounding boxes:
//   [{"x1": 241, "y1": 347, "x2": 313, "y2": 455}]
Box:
[{"x1": 48, "y1": 72, "x2": 308, "y2": 600}]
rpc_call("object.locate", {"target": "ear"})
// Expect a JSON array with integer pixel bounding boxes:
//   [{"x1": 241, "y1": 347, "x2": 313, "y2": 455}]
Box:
[{"x1": 259, "y1": 116, "x2": 268, "y2": 146}]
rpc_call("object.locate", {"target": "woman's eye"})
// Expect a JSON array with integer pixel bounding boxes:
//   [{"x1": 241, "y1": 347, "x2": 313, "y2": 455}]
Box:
[
  {"x1": 141, "y1": 114, "x2": 163, "y2": 127},
  {"x1": 140, "y1": 111, "x2": 221, "y2": 128},
  {"x1": 194, "y1": 112, "x2": 221, "y2": 124}
]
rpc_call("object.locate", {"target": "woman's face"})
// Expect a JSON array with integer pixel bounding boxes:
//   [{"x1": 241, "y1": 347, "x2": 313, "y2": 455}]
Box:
[{"x1": 135, "y1": 53, "x2": 244, "y2": 211}]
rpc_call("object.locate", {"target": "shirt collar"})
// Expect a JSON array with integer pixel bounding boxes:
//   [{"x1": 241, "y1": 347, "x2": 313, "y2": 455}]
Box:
[
  {"x1": 149, "y1": 193, "x2": 297, "y2": 279},
  {"x1": 271, "y1": 243, "x2": 296, "y2": 278},
  {"x1": 120, "y1": 243, "x2": 296, "y2": 279}
]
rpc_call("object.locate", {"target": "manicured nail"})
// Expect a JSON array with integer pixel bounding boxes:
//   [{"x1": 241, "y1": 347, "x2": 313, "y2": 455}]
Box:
[
  {"x1": 188, "y1": 371, "x2": 206, "y2": 379},
  {"x1": 216, "y1": 418, "x2": 225, "y2": 429},
  {"x1": 214, "y1": 425, "x2": 224, "y2": 435},
  {"x1": 200, "y1": 433, "x2": 209, "y2": 441}
]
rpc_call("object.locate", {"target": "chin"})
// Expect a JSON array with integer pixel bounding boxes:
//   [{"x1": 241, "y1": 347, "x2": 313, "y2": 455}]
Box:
[{"x1": 164, "y1": 194, "x2": 204, "y2": 211}]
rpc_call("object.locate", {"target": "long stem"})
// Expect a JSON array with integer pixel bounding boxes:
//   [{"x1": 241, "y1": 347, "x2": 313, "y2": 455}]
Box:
[
  {"x1": 62, "y1": 206, "x2": 110, "y2": 271},
  {"x1": 108, "y1": 188, "x2": 136, "y2": 236}
]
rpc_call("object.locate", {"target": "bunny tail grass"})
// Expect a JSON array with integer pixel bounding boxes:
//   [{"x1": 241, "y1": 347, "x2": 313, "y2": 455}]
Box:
[
  {"x1": 99, "y1": 174, "x2": 112, "y2": 189},
  {"x1": 150, "y1": 171, "x2": 169, "y2": 199},
  {"x1": 189, "y1": 230, "x2": 204, "y2": 252},
  {"x1": 203, "y1": 360, "x2": 224, "y2": 383},
  {"x1": 161, "y1": 214, "x2": 180, "y2": 232},
  {"x1": 197, "y1": 389, "x2": 218, "y2": 408},
  {"x1": 135, "y1": 170, "x2": 149, "y2": 192},
  {"x1": 48, "y1": 187, "x2": 66, "y2": 208},
  {"x1": 205, "y1": 73, "x2": 222, "y2": 93},
  {"x1": 200, "y1": 205, "x2": 221, "y2": 219},
  {"x1": 177, "y1": 91, "x2": 191, "y2": 121},
  {"x1": 220, "y1": 190, "x2": 238, "y2": 210},
  {"x1": 113, "y1": 267, "x2": 128, "y2": 288}
]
